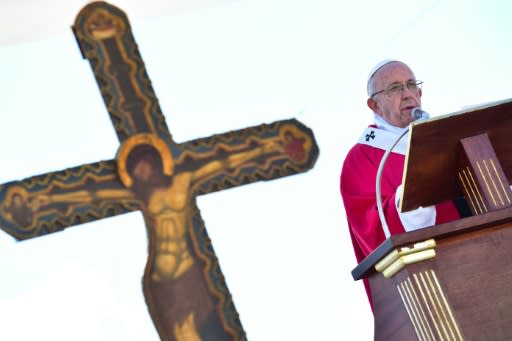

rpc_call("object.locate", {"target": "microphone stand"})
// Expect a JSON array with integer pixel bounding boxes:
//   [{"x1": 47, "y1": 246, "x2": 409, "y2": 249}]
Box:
[
  {"x1": 376, "y1": 107, "x2": 427, "y2": 238},
  {"x1": 376, "y1": 128, "x2": 409, "y2": 238}
]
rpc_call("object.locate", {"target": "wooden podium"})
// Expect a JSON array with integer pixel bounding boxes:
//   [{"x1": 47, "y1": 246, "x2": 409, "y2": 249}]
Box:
[{"x1": 352, "y1": 98, "x2": 512, "y2": 340}]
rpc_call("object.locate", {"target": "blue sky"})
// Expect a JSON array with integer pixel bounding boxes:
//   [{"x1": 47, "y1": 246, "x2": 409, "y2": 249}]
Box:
[{"x1": 0, "y1": 0, "x2": 511, "y2": 340}]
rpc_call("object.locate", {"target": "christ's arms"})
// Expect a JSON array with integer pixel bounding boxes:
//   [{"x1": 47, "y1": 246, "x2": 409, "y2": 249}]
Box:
[
  {"x1": 0, "y1": 160, "x2": 140, "y2": 241},
  {"x1": 186, "y1": 119, "x2": 319, "y2": 196}
]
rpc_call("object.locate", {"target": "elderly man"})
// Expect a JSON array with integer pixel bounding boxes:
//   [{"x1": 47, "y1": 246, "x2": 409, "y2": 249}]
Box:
[{"x1": 339, "y1": 60, "x2": 464, "y2": 308}]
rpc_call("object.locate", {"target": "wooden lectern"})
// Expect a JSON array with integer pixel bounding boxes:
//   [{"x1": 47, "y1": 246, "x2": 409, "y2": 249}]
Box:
[{"x1": 352, "y1": 98, "x2": 512, "y2": 340}]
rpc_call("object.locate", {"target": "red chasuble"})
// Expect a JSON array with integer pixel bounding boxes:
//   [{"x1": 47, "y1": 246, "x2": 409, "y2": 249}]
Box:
[{"x1": 339, "y1": 125, "x2": 460, "y2": 309}]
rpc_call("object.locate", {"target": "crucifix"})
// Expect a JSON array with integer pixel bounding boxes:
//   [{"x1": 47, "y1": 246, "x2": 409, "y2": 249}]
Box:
[{"x1": 0, "y1": 2, "x2": 319, "y2": 340}]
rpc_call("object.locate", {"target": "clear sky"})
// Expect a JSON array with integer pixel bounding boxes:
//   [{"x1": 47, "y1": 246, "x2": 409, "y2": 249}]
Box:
[{"x1": 0, "y1": 0, "x2": 511, "y2": 340}]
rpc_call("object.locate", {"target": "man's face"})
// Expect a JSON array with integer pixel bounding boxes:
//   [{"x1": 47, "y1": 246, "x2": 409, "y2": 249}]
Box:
[
  {"x1": 367, "y1": 62, "x2": 422, "y2": 128},
  {"x1": 133, "y1": 159, "x2": 153, "y2": 182}
]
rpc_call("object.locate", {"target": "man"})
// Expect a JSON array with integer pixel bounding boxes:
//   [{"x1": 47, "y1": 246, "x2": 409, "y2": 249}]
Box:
[{"x1": 339, "y1": 60, "x2": 462, "y2": 309}]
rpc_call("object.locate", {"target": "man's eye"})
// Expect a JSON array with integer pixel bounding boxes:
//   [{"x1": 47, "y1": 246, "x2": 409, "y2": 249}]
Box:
[
  {"x1": 388, "y1": 84, "x2": 402, "y2": 93},
  {"x1": 406, "y1": 82, "x2": 418, "y2": 89}
]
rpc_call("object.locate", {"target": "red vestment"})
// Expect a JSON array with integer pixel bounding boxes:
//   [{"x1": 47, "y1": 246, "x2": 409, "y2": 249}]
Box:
[{"x1": 339, "y1": 125, "x2": 460, "y2": 309}]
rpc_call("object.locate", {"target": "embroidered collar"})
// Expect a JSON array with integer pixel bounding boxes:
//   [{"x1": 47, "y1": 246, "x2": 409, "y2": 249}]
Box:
[{"x1": 357, "y1": 125, "x2": 409, "y2": 155}]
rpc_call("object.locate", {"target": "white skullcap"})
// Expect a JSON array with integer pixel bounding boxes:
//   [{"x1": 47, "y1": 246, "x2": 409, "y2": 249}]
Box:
[{"x1": 366, "y1": 59, "x2": 401, "y2": 96}]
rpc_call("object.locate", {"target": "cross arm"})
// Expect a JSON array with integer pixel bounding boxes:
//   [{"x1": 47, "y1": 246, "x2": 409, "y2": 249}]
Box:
[
  {"x1": 0, "y1": 160, "x2": 141, "y2": 241},
  {"x1": 180, "y1": 118, "x2": 319, "y2": 196}
]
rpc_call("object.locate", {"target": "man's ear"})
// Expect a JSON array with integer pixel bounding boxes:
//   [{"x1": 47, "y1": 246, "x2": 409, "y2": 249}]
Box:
[{"x1": 367, "y1": 97, "x2": 382, "y2": 116}]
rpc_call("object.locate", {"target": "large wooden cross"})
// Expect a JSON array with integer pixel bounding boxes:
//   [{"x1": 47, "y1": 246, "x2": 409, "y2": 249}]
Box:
[{"x1": 0, "y1": 2, "x2": 319, "y2": 340}]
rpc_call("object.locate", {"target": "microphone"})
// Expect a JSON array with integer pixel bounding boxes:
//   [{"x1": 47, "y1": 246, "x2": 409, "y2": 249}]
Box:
[{"x1": 411, "y1": 107, "x2": 429, "y2": 121}]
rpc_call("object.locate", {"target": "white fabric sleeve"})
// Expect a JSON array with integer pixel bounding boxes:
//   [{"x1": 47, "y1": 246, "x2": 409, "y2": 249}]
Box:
[{"x1": 395, "y1": 184, "x2": 436, "y2": 232}]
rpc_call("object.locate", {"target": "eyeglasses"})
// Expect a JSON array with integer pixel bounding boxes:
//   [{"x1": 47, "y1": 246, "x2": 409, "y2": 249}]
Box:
[{"x1": 370, "y1": 80, "x2": 423, "y2": 98}]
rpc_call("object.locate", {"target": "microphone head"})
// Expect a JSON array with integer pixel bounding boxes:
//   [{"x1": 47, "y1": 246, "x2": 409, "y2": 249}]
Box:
[{"x1": 411, "y1": 107, "x2": 429, "y2": 121}]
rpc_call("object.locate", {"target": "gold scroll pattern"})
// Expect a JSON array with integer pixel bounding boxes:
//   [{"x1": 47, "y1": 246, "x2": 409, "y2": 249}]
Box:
[
  {"x1": 397, "y1": 270, "x2": 464, "y2": 341},
  {"x1": 458, "y1": 158, "x2": 512, "y2": 215}
]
